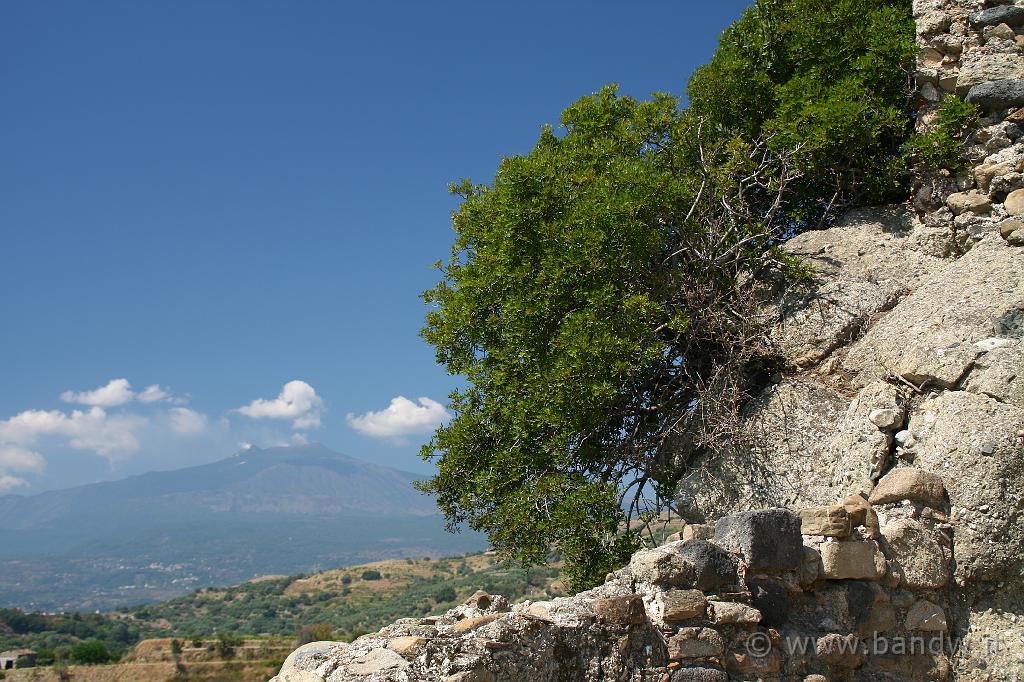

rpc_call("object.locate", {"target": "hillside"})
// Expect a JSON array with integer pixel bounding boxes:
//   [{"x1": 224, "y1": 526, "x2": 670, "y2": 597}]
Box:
[
  {"x1": 0, "y1": 550, "x2": 565, "y2": 675},
  {"x1": 128, "y1": 553, "x2": 564, "y2": 641},
  {"x1": 0, "y1": 443, "x2": 438, "y2": 528},
  {"x1": 1, "y1": 638, "x2": 292, "y2": 682},
  {"x1": 0, "y1": 444, "x2": 487, "y2": 611}
]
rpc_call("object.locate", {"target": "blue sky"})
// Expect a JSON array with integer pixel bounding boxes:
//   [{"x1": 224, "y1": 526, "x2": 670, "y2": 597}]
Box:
[{"x1": 0, "y1": 1, "x2": 751, "y2": 493}]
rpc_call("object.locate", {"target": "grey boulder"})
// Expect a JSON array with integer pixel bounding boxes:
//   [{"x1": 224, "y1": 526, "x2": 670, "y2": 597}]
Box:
[
  {"x1": 631, "y1": 540, "x2": 738, "y2": 591},
  {"x1": 714, "y1": 508, "x2": 802, "y2": 571},
  {"x1": 969, "y1": 5, "x2": 1024, "y2": 28},
  {"x1": 966, "y1": 79, "x2": 1024, "y2": 111}
]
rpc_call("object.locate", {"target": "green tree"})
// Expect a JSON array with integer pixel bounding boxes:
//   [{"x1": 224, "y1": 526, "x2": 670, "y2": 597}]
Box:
[
  {"x1": 432, "y1": 586, "x2": 456, "y2": 604},
  {"x1": 34, "y1": 649, "x2": 56, "y2": 666},
  {"x1": 296, "y1": 623, "x2": 335, "y2": 645},
  {"x1": 214, "y1": 632, "x2": 242, "y2": 658},
  {"x1": 69, "y1": 640, "x2": 112, "y2": 665},
  {"x1": 904, "y1": 94, "x2": 980, "y2": 171},
  {"x1": 688, "y1": 0, "x2": 917, "y2": 224},
  {"x1": 419, "y1": 0, "x2": 916, "y2": 589},
  {"x1": 420, "y1": 86, "x2": 812, "y2": 587}
]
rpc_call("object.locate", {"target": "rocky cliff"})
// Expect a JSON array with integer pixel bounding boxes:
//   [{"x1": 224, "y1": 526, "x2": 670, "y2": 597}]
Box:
[{"x1": 270, "y1": 1, "x2": 1023, "y2": 679}]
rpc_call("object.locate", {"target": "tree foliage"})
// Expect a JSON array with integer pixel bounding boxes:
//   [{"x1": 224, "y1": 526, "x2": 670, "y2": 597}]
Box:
[
  {"x1": 420, "y1": 0, "x2": 916, "y2": 588},
  {"x1": 904, "y1": 95, "x2": 980, "y2": 171},
  {"x1": 688, "y1": 0, "x2": 916, "y2": 224},
  {"x1": 69, "y1": 640, "x2": 113, "y2": 665},
  {"x1": 420, "y1": 90, "x2": 807, "y2": 587},
  {"x1": 296, "y1": 623, "x2": 335, "y2": 645}
]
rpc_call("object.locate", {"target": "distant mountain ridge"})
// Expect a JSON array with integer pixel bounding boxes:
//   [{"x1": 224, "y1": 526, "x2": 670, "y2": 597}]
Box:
[
  {"x1": 0, "y1": 444, "x2": 485, "y2": 611},
  {"x1": 0, "y1": 443, "x2": 437, "y2": 529}
]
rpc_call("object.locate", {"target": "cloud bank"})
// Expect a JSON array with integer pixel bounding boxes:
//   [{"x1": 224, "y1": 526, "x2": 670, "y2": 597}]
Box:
[
  {"x1": 0, "y1": 407, "x2": 147, "y2": 460},
  {"x1": 60, "y1": 378, "x2": 181, "y2": 407},
  {"x1": 0, "y1": 445, "x2": 46, "y2": 473},
  {"x1": 168, "y1": 407, "x2": 208, "y2": 436},
  {"x1": 0, "y1": 473, "x2": 28, "y2": 493},
  {"x1": 346, "y1": 396, "x2": 448, "y2": 440},
  {"x1": 60, "y1": 378, "x2": 134, "y2": 406},
  {"x1": 0, "y1": 378, "x2": 203, "y2": 492},
  {"x1": 0, "y1": 377, "x2": 446, "y2": 492}
]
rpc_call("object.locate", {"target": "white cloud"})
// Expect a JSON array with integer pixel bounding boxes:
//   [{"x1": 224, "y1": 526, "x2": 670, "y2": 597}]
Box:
[
  {"x1": 291, "y1": 413, "x2": 321, "y2": 430},
  {"x1": 0, "y1": 408, "x2": 83, "y2": 444},
  {"x1": 0, "y1": 407, "x2": 145, "y2": 459},
  {"x1": 60, "y1": 379, "x2": 182, "y2": 407},
  {"x1": 168, "y1": 408, "x2": 208, "y2": 436},
  {"x1": 61, "y1": 378, "x2": 134, "y2": 407},
  {"x1": 0, "y1": 377, "x2": 336, "y2": 490},
  {"x1": 236, "y1": 380, "x2": 323, "y2": 430},
  {"x1": 137, "y1": 384, "x2": 171, "y2": 403},
  {"x1": 0, "y1": 400, "x2": 163, "y2": 493},
  {"x1": 346, "y1": 396, "x2": 449, "y2": 440},
  {"x1": 0, "y1": 473, "x2": 28, "y2": 493},
  {"x1": 0, "y1": 446, "x2": 46, "y2": 473}
]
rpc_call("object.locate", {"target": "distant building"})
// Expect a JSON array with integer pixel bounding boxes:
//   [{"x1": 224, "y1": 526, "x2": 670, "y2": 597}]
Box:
[{"x1": 0, "y1": 648, "x2": 37, "y2": 669}]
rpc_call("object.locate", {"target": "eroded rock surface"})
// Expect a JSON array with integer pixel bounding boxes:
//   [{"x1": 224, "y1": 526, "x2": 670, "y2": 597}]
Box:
[{"x1": 840, "y1": 238, "x2": 1024, "y2": 390}]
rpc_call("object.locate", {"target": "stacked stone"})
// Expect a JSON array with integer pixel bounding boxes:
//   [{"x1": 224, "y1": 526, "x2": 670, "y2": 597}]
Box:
[
  {"x1": 914, "y1": 0, "x2": 1024, "y2": 246},
  {"x1": 794, "y1": 469, "x2": 954, "y2": 679},
  {"x1": 629, "y1": 528, "x2": 773, "y2": 681},
  {"x1": 628, "y1": 494, "x2": 953, "y2": 681},
  {"x1": 270, "y1": 482, "x2": 954, "y2": 682}
]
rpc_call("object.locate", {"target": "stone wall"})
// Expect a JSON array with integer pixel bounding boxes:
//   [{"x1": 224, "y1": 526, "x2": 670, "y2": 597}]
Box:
[
  {"x1": 271, "y1": 477, "x2": 958, "y2": 681},
  {"x1": 914, "y1": 0, "x2": 1024, "y2": 248}
]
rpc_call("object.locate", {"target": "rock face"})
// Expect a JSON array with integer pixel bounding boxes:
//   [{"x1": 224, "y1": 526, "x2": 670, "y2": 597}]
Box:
[
  {"x1": 966, "y1": 78, "x2": 1024, "y2": 109},
  {"x1": 969, "y1": 5, "x2": 1024, "y2": 29},
  {"x1": 957, "y1": 53, "x2": 1024, "y2": 93},
  {"x1": 819, "y1": 541, "x2": 884, "y2": 580},
  {"x1": 880, "y1": 518, "x2": 949, "y2": 590},
  {"x1": 840, "y1": 239, "x2": 1024, "y2": 390},
  {"x1": 798, "y1": 505, "x2": 852, "y2": 537},
  {"x1": 272, "y1": 1, "x2": 1024, "y2": 680},
  {"x1": 629, "y1": 540, "x2": 738, "y2": 591},
  {"x1": 672, "y1": 0, "x2": 1024, "y2": 673},
  {"x1": 904, "y1": 391, "x2": 1024, "y2": 584}
]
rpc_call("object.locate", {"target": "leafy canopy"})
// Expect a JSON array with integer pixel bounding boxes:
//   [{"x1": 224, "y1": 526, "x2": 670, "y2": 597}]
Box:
[
  {"x1": 420, "y1": 0, "x2": 916, "y2": 588},
  {"x1": 688, "y1": 0, "x2": 916, "y2": 223},
  {"x1": 904, "y1": 94, "x2": 981, "y2": 171}
]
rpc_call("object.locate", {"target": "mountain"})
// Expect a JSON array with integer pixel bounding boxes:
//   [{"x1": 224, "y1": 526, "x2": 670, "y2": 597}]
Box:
[
  {"x1": 0, "y1": 444, "x2": 485, "y2": 611},
  {"x1": 0, "y1": 443, "x2": 438, "y2": 528}
]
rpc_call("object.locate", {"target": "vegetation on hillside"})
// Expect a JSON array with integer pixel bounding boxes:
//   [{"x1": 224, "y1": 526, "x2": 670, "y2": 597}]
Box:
[
  {"x1": 0, "y1": 609, "x2": 140, "y2": 665},
  {"x1": 130, "y1": 554, "x2": 560, "y2": 642},
  {"x1": 420, "y1": 0, "x2": 917, "y2": 588},
  {"x1": 0, "y1": 552, "x2": 562, "y2": 664}
]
